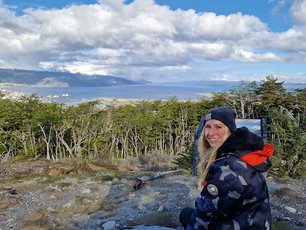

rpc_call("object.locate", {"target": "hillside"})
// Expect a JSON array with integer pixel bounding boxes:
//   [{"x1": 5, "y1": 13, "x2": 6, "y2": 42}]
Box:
[
  {"x1": 0, "y1": 68, "x2": 144, "y2": 87},
  {"x1": 0, "y1": 159, "x2": 305, "y2": 230}
]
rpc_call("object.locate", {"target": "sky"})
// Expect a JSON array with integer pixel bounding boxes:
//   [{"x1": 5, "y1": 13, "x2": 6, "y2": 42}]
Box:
[{"x1": 0, "y1": 0, "x2": 306, "y2": 83}]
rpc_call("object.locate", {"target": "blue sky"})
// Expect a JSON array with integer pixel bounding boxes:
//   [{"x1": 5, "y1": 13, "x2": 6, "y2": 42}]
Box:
[{"x1": 0, "y1": 0, "x2": 305, "y2": 83}]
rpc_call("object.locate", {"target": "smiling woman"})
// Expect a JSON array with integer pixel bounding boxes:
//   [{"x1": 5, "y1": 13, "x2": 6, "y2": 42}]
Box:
[{"x1": 180, "y1": 106, "x2": 274, "y2": 230}]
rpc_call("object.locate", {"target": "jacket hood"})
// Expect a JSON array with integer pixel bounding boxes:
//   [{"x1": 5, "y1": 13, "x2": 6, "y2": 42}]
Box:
[
  {"x1": 240, "y1": 143, "x2": 274, "y2": 165},
  {"x1": 217, "y1": 127, "x2": 275, "y2": 172}
]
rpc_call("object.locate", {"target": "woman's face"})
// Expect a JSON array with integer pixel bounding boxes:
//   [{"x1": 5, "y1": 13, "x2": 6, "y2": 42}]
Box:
[{"x1": 204, "y1": 119, "x2": 231, "y2": 148}]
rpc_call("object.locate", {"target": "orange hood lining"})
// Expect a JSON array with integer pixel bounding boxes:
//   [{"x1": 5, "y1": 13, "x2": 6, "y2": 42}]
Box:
[{"x1": 240, "y1": 144, "x2": 274, "y2": 167}]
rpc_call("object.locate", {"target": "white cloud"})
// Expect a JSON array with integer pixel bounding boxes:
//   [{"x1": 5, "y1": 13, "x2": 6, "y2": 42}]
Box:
[
  {"x1": 33, "y1": 77, "x2": 70, "y2": 87},
  {"x1": 231, "y1": 49, "x2": 281, "y2": 62},
  {"x1": 0, "y1": 0, "x2": 305, "y2": 82},
  {"x1": 290, "y1": 0, "x2": 306, "y2": 26},
  {"x1": 270, "y1": 0, "x2": 287, "y2": 15}
]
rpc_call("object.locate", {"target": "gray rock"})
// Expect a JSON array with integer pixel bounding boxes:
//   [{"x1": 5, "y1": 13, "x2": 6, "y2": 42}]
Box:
[
  {"x1": 284, "y1": 205, "x2": 297, "y2": 214},
  {"x1": 103, "y1": 220, "x2": 116, "y2": 230},
  {"x1": 128, "y1": 226, "x2": 178, "y2": 230}
]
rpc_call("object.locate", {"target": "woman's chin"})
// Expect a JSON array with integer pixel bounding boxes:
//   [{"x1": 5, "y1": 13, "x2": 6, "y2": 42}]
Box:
[
  {"x1": 208, "y1": 141, "x2": 222, "y2": 148},
  {"x1": 209, "y1": 144, "x2": 219, "y2": 148}
]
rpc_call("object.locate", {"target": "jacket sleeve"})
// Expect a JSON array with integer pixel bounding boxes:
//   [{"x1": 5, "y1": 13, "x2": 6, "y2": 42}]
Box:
[{"x1": 191, "y1": 158, "x2": 246, "y2": 228}]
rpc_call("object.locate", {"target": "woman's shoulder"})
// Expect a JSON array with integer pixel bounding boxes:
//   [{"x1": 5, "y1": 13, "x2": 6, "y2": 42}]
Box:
[
  {"x1": 213, "y1": 154, "x2": 250, "y2": 173},
  {"x1": 207, "y1": 155, "x2": 250, "y2": 189},
  {"x1": 208, "y1": 154, "x2": 260, "y2": 189}
]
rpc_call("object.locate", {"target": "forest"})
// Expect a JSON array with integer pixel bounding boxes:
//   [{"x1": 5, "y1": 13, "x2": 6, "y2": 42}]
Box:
[{"x1": 0, "y1": 76, "x2": 305, "y2": 177}]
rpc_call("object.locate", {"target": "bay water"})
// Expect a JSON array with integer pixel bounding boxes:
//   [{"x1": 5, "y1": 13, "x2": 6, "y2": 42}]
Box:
[{"x1": 4, "y1": 81, "x2": 305, "y2": 105}]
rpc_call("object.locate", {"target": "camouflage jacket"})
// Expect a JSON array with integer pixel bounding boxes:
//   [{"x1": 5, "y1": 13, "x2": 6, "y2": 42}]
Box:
[{"x1": 187, "y1": 127, "x2": 274, "y2": 230}]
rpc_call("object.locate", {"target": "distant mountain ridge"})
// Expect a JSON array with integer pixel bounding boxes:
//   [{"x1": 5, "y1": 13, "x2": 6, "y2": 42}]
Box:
[
  {"x1": 161, "y1": 79, "x2": 306, "y2": 91},
  {"x1": 0, "y1": 68, "x2": 145, "y2": 87}
]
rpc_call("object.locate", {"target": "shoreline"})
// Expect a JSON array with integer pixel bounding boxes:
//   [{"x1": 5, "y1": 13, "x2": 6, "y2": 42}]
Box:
[{"x1": 1, "y1": 88, "x2": 215, "y2": 105}]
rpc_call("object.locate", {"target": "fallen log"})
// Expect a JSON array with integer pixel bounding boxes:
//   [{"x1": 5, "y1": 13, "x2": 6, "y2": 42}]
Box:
[{"x1": 133, "y1": 169, "x2": 182, "y2": 190}]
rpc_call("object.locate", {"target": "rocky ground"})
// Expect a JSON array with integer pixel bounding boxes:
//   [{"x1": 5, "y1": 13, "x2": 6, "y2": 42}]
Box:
[{"x1": 0, "y1": 159, "x2": 305, "y2": 230}]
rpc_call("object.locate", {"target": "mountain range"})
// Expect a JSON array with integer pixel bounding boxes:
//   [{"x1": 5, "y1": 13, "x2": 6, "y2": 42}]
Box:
[
  {"x1": 1, "y1": 68, "x2": 305, "y2": 91},
  {"x1": 0, "y1": 68, "x2": 145, "y2": 87}
]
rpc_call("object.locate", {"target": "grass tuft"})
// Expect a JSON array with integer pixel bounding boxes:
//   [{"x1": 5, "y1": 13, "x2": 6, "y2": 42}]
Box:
[{"x1": 272, "y1": 222, "x2": 295, "y2": 230}]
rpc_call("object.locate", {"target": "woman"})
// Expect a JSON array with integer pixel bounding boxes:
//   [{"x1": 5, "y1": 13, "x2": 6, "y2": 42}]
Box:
[{"x1": 180, "y1": 106, "x2": 274, "y2": 230}]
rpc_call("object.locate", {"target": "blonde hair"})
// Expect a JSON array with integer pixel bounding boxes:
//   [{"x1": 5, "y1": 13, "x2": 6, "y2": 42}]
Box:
[{"x1": 197, "y1": 124, "x2": 231, "y2": 189}]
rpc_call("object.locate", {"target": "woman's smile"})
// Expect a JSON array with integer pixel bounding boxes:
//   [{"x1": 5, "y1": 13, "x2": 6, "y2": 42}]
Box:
[{"x1": 204, "y1": 119, "x2": 231, "y2": 148}]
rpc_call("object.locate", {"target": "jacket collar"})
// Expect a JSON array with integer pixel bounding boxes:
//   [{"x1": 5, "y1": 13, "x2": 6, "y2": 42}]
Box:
[{"x1": 216, "y1": 127, "x2": 274, "y2": 172}]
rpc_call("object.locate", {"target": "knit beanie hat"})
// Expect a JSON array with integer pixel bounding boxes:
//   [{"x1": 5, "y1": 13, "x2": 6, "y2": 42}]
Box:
[{"x1": 204, "y1": 106, "x2": 237, "y2": 133}]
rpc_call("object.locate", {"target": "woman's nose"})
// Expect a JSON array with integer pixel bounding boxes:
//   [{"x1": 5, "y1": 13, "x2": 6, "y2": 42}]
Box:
[{"x1": 207, "y1": 127, "x2": 216, "y2": 135}]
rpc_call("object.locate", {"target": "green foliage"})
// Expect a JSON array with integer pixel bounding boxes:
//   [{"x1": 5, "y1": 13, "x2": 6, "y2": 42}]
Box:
[
  {"x1": 94, "y1": 174, "x2": 116, "y2": 182},
  {"x1": 255, "y1": 76, "x2": 287, "y2": 112},
  {"x1": 174, "y1": 152, "x2": 193, "y2": 173},
  {"x1": 173, "y1": 140, "x2": 194, "y2": 173},
  {"x1": 268, "y1": 107, "x2": 306, "y2": 176},
  {"x1": 0, "y1": 75, "x2": 305, "y2": 177},
  {"x1": 13, "y1": 154, "x2": 33, "y2": 162}
]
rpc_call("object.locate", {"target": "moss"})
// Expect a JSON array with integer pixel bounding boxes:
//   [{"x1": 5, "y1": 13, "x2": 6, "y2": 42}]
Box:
[
  {"x1": 271, "y1": 187, "x2": 303, "y2": 198},
  {"x1": 57, "y1": 182, "x2": 72, "y2": 188},
  {"x1": 12, "y1": 154, "x2": 33, "y2": 162},
  {"x1": 39, "y1": 175, "x2": 65, "y2": 184},
  {"x1": 127, "y1": 212, "x2": 179, "y2": 227},
  {"x1": 272, "y1": 222, "x2": 295, "y2": 230},
  {"x1": 94, "y1": 174, "x2": 116, "y2": 182}
]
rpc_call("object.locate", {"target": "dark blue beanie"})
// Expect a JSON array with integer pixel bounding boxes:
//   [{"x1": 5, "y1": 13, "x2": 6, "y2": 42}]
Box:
[{"x1": 204, "y1": 106, "x2": 237, "y2": 133}]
